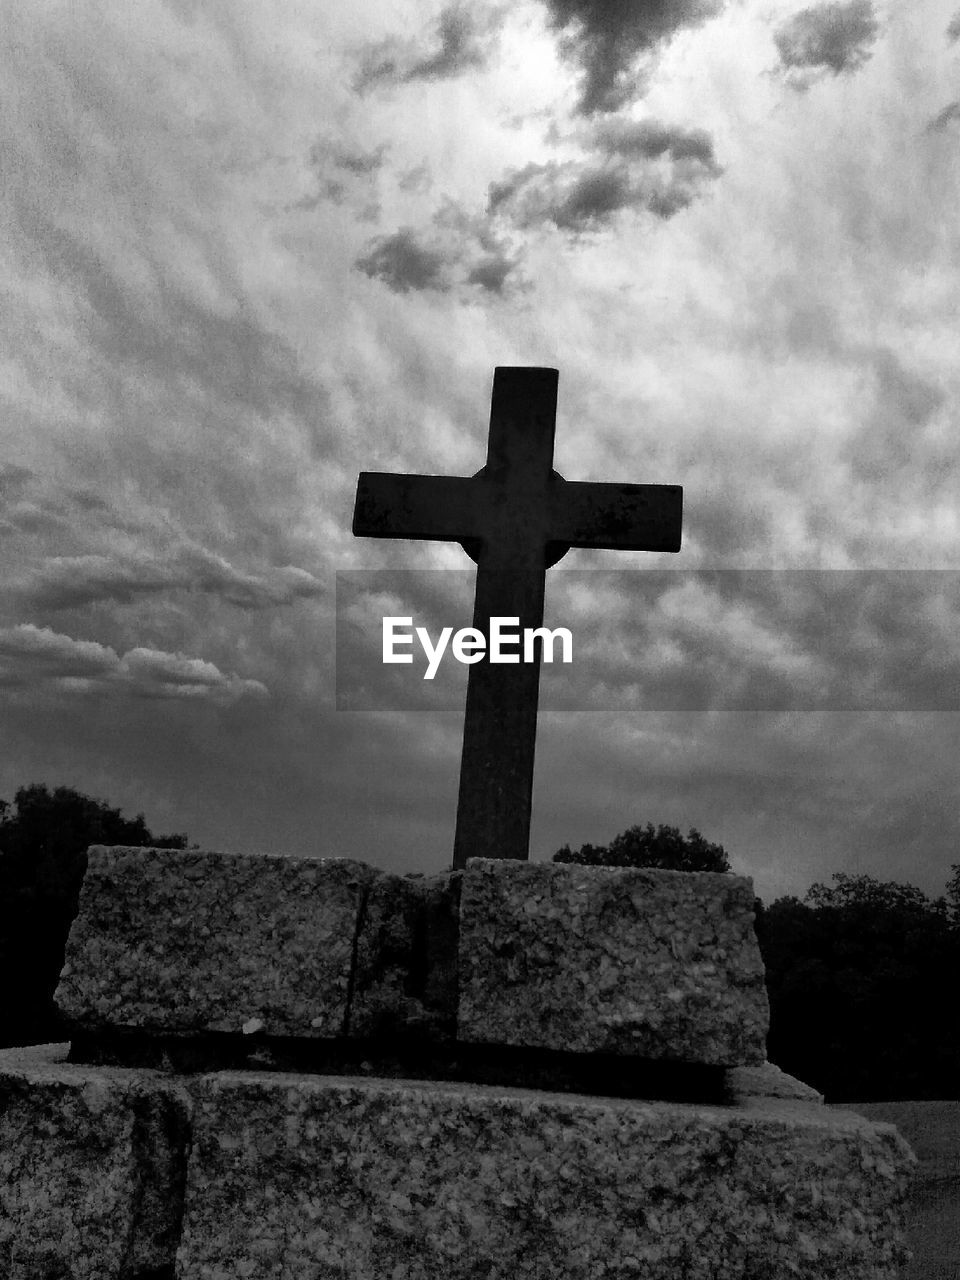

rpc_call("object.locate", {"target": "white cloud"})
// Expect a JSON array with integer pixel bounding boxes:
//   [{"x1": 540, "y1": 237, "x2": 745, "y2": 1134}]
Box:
[{"x1": 0, "y1": 625, "x2": 267, "y2": 704}]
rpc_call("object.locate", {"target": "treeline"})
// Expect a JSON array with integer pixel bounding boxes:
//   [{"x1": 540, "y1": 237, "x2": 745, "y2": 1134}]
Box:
[
  {"x1": 2, "y1": 795, "x2": 960, "y2": 1103},
  {"x1": 0, "y1": 784, "x2": 187, "y2": 1047},
  {"x1": 757, "y1": 872, "x2": 960, "y2": 1101}
]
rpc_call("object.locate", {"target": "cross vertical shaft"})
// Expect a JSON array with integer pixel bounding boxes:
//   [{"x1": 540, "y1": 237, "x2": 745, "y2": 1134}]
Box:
[
  {"x1": 453, "y1": 369, "x2": 558, "y2": 868},
  {"x1": 453, "y1": 564, "x2": 545, "y2": 867}
]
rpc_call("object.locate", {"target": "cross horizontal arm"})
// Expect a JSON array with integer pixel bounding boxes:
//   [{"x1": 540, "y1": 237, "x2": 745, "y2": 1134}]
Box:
[
  {"x1": 549, "y1": 480, "x2": 683, "y2": 553},
  {"x1": 353, "y1": 473, "x2": 481, "y2": 542}
]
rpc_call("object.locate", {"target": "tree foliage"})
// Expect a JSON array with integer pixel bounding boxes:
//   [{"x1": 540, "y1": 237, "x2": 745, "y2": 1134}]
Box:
[
  {"x1": 804, "y1": 871, "x2": 937, "y2": 915},
  {"x1": 757, "y1": 871, "x2": 960, "y2": 1101},
  {"x1": 946, "y1": 863, "x2": 960, "y2": 927},
  {"x1": 0, "y1": 784, "x2": 187, "y2": 1047},
  {"x1": 553, "y1": 822, "x2": 731, "y2": 873}
]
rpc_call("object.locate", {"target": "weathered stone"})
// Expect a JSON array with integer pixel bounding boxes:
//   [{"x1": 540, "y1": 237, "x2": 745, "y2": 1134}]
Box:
[
  {"x1": 177, "y1": 1070, "x2": 914, "y2": 1280},
  {"x1": 56, "y1": 846, "x2": 378, "y2": 1038},
  {"x1": 727, "y1": 1061, "x2": 825, "y2": 1103},
  {"x1": 0, "y1": 1053, "x2": 915, "y2": 1279},
  {"x1": 349, "y1": 871, "x2": 461, "y2": 1040},
  {"x1": 458, "y1": 858, "x2": 768, "y2": 1064},
  {"x1": 0, "y1": 1043, "x2": 190, "y2": 1280}
]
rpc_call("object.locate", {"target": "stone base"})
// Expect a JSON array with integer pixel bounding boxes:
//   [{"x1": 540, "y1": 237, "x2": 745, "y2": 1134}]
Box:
[
  {"x1": 0, "y1": 1044, "x2": 189, "y2": 1280},
  {"x1": 55, "y1": 849, "x2": 768, "y2": 1067},
  {"x1": 459, "y1": 858, "x2": 768, "y2": 1063},
  {"x1": 0, "y1": 1046, "x2": 915, "y2": 1280}
]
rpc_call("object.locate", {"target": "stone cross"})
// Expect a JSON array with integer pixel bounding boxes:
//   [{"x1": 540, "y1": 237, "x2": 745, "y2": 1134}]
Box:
[{"x1": 353, "y1": 367, "x2": 682, "y2": 870}]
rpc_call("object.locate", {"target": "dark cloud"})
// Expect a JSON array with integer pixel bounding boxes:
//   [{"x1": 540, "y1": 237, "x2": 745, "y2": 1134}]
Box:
[
  {"x1": 0, "y1": 502, "x2": 70, "y2": 534},
  {"x1": 353, "y1": 5, "x2": 498, "y2": 92},
  {"x1": 927, "y1": 100, "x2": 960, "y2": 133},
  {"x1": 0, "y1": 464, "x2": 34, "y2": 498},
  {"x1": 355, "y1": 206, "x2": 520, "y2": 295},
  {"x1": 0, "y1": 473, "x2": 99, "y2": 537},
  {"x1": 294, "y1": 140, "x2": 387, "y2": 213},
  {"x1": 397, "y1": 163, "x2": 433, "y2": 195},
  {"x1": 948, "y1": 11, "x2": 960, "y2": 42},
  {"x1": 773, "y1": 0, "x2": 880, "y2": 78},
  {"x1": 357, "y1": 117, "x2": 721, "y2": 291},
  {"x1": 68, "y1": 488, "x2": 113, "y2": 514},
  {"x1": 593, "y1": 118, "x2": 718, "y2": 166},
  {"x1": 308, "y1": 140, "x2": 387, "y2": 183},
  {"x1": 327, "y1": 146, "x2": 387, "y2": 176},
  {"x1": 467, "y1": 255, "x2": 516, "y2": 292},
  {"x1": 489, "y1": 162, "x2": 634, "y2": 229},
  {"x1": 542, "y1": 0, "x2": 725, "y2": 115},
  {"x1": 487, "y1": 120, "x2": 721, "y2": 232},
  {"x1": 407, "y1": 5, "x2": 492, "y2": 80},
  {"x1": 19, "y1": 548, "x2": 325, "y2": 611},
  {"x1": 355, "y1": 228, "x2": 451, "y2": 293}
]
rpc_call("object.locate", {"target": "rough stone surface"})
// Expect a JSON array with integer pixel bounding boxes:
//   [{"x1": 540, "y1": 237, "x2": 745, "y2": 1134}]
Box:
[
  {"x1": 350, "y1": 871, "x2": 461, "y2": 1040},
  {"x1": 0, "y1": 1043, "x2": 190, "y2": 1280},
  {"x1": 839, "y1": 1101, "x2": 960, "y2": 1280},
  {"x1": 0, "y1": 1051, "x2": 915, "y2": 1279},
  {"x1": 727, "y1": 1061, "x2": 825, "y2": 1103},
  {"x1": 56, "y1": 846, "x2": 377, "y2": 1038},
  {"x1": 458, "y1": 859, "x2": 769, "y2": 1064},
  {"x1": 177, "y1": 1070, "x2": 914, "y2": 1280}
]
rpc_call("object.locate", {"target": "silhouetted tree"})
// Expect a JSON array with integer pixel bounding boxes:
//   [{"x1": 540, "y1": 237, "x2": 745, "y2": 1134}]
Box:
[
  {"x1": 757, "y1": 872, "x2": 960, "y2": 1101},
  {"x1": 946, "y1": 863, "x2": 960, "y2": 928},
  {"x1": 805, "y1": 871, "x2": 939, "y2": 915},
  {"x1": 554, "y1": 822, "x2": 731, "y2": 873},
  {"x1": 0, "y1": 784, "x2": 187, "y2": 1047}
]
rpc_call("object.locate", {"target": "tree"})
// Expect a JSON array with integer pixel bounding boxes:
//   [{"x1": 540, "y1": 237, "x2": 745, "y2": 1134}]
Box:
[
  {"x1": 946, "y1": 863, "x2": 960, "y2": 927},
  {"x1": 0, "y1": 784, "x2": 188, "y2": 1047},
  {"x1": 805, "y1": 871, "x2": 937, "y2": 915},
  {"x1": 553, "y1": 822, "x2": 731, "y2": 873},
  {"x1": 757, "y1": 872, "x2": 960, "y2": 1101}
]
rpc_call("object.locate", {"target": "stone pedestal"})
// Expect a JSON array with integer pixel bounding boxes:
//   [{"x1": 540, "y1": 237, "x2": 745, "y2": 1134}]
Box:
[
  {"x1": 0, "y1": 848, "x2": 917, "y2": 1278},
  {"x1": 55, "y1": 847, "x2": 769, "y2": 1065},
  {"x1": 0, "y1": 1044, "x2": 189, "y2": 1280},
  {"x1": 178, "y1": 1072, "x2": 911, "y2": 1280},
  {"x1": 55, "y1": 847, "x2": 378, "y2": 1038},
  {"x1": 458, "y1": 858, "x2": 768, "y2": 1062}
]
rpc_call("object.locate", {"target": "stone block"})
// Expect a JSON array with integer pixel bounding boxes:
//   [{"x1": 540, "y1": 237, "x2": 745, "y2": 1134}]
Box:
[
  {"x1": 458, "y1": 859, "x2": 768, "y2": 1064},
  {"x1": 56, "y1": 846, "x2": 378, "y2": 1038},
  {"x1": 349, "y1": 871, "x2": 461, "y2": 1040},
  {"x1": 177, "y1": 1070, "x2": 914, "y2": 1280},
  {"x1": 727, "y1": 1061, "x2": 825, "y2": 1103},
  {"x1": 0, "y1": 1043, "x2": 190, "y2": 1280}
]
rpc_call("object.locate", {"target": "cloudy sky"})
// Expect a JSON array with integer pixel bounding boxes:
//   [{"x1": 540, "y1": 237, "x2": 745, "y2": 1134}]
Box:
[{"x1": 2, "y1": 0, "x2": 959, "y2": 902}]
